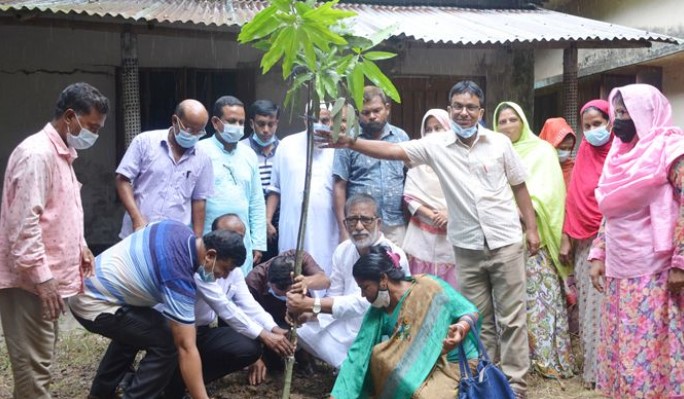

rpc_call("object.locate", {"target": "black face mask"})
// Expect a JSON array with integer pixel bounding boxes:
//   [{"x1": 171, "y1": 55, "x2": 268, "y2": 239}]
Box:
[{"x1": 612, "y1": 118, "x2": 637, "y2": 143}]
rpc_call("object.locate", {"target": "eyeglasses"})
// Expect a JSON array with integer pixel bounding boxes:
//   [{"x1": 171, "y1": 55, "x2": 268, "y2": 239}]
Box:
[
  {"x1": 176, "y1": 117, "x2": 206, "y2": 136},
  {"x1": 344, "y1": 216, "x2": 378, "y2": 228},
  {"x1": 450, "y1": 103, "x2": 481, "y2": 114}
]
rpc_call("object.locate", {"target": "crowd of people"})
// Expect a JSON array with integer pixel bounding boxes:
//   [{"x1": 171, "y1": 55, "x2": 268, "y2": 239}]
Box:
[{"x1": 0, "y1": 79, "x2": 682, "y2": 399}]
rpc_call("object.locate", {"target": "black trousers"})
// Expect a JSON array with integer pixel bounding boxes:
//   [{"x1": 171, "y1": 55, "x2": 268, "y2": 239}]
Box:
[
  {"x1": 74, "y1": 306, "x2": 177, "y2": 399},
  {"x1": 163, "y1": 321, "x2": 262, "y2": 399}
]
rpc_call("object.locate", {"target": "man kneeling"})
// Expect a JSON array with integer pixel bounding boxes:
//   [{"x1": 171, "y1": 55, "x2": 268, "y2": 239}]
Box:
[{"x1": 69, "y1": 220, "x2": 245, "y2": 399}]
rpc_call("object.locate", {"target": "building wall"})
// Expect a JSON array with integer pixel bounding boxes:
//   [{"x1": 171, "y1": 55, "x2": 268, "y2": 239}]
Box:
[
  {"x1": 535, "y1": 0, "x2": 684, "y2": 125},
  {"x1": 392, "y1": 43, "x2": 534, "y2": 125},
  {"x1": 1, "y1": 22, "x2": 535, "y2": 248}
]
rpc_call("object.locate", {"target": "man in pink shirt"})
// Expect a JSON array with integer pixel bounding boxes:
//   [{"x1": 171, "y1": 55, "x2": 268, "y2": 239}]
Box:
[{"x1": 0, "y1": 82, "x2": 109, "y2": 399}]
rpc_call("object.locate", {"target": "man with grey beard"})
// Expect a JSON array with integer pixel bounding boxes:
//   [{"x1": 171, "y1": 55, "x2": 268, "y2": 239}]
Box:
[{"x1": 286, "y1": 194, "x2": 410, "y2": 368}]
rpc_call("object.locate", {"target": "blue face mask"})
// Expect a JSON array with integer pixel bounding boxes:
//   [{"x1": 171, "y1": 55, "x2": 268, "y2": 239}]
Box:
[
  {"x1": 252, "y1": 132, "x2": 276, "y2": 147},
  {"x1": 451, "y1": 119, "x2": 478, "y2": 139},
  {"x1": 268, "y1": 286, "x2": 288, "y2": 302},
  {"x1": 176, "y1": 130, "x2": 200, "y2": 149},
  {"x1": 219, "y1": 123, "x2": 244, "y2": 143},
  {"x1": 174, "y1": 118, "x2": 203, "y2": 149},
  {"x1": 584, "y1": 125, "x2": 611, "y2": 147},
  {"x1": 557, "y1": 149, "x2": 571, "y2": 163},
  {"x1": 67, "y1": 115, "x2": 98, "y2": 150},
  {"x1": 198, "y1": 257, "x2": 217, "y2": 283}
]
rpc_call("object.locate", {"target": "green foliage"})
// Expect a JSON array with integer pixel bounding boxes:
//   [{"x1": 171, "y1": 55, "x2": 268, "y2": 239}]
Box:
[{"x1": 238, "y1": 0, "x2": 401, "y2": 134}]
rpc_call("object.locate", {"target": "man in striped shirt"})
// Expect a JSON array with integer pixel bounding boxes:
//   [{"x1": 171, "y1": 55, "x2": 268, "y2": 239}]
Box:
[
  {"x1": 69, "y1": 220, "x2": 246, "y2": 399},
  {"x1": 240, "y1": 99, "x2": 281, "y2": 262},
  {"x1": 240, "y1": 99, "x2": 280, "y2": 192}
]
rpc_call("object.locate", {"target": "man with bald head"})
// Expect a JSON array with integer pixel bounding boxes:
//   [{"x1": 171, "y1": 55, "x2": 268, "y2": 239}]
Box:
[{"x1": 116, "y1": 99, "x2": 214, "y2": 237}]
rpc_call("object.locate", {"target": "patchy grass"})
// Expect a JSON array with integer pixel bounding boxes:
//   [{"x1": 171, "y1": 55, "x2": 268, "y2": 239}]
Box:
[{"x1": 0, "y1": 323, "x2": 606, "y2": 399}]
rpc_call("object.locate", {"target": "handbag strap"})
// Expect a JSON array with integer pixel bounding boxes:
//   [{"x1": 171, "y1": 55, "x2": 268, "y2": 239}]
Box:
[
  {"x1": 457, "y1": 341, "x2": 474, "y2": 380},
  {"x1": 462, "y1": 318, "x2": 492, "y2": 363}
]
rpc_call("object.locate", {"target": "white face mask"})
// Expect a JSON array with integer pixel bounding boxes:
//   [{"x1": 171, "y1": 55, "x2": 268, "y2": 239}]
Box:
[
  {"x1": 67, "y1": 115, "x2": 98, "y2": 150},
  {"x1": 557, "y1": 149, "x2": 571, "y2": 163},
  {"x1": 370, "y1": 288, "x2": 390, "y2": 309}
]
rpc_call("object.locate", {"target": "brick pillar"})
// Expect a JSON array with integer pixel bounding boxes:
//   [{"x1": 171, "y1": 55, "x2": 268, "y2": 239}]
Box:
[
  {"x1": 562, "y1": 44, "x2": 579, "y2": 134},
  {"x1": 121, "y1": 30, "x2": 141, "y2": 147}
]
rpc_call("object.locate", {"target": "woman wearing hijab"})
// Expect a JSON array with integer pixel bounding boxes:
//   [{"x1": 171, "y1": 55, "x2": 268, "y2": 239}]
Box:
[
  {"x1": 493, "y1": 102, "x2": 575, "y2": 379},
  {"x1": 539, "y1": 117, "x2": 576, "y2": 187},
  {"x1": 402, "y1": 109, "x2": 457, "y2": 287},
  {"x1": 588, "y1": 84, "x2": 684, "y2": 398},
  {"x1": 558, "y1": 99, "x2": 612, "y2": 388}
]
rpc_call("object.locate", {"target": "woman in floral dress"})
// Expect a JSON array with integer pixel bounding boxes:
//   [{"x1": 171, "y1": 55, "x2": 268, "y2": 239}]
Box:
[{"x1": 588, "y1": 84, "x2": 684, "y2": 398}]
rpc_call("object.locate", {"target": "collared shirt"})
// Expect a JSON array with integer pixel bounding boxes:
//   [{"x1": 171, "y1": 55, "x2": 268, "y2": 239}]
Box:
[
  {"x1": 0, "y1": 123, "x2": 85, "y2": 296},
  {"x1": 239, "y1": 135, "x2": 280, "y2": 193},
  {"x1": 400, "y1": 127, "x2": 527, "y2": 250},
  {"x1": 194, "y1": 268, "x2": 277, "y2": 339},
  {"x1": 197, "y1": 136, "x2": 266, "y2": 274},
  {"x1": 69, "y1": 221, "x2": 198, "y2": 324},
  {"x1": 116, "y1": 129, "x2": 214, "y2": 238},
  {"x1": 332, "y1": 124, "x2": 409, "y2": 226},
  {"x1": 267, "y1": 132, "x2": 338, "y2": 275}
]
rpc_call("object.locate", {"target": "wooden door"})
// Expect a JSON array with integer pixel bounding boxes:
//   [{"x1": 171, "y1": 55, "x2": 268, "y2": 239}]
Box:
[{"x1": 391, "y1": 76, "x2": 485, "y2": 139}]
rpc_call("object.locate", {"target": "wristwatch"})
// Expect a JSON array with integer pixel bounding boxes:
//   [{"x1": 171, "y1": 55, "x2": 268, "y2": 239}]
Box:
[{"x1": 312, "y1": 297, "x2": 321, "y2": 315}]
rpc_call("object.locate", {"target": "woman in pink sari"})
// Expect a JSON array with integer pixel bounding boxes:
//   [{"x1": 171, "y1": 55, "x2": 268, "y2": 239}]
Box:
[
  {"x1": 402, "y1": 109, "x2": 457, "y2": 287},
  {"x1": 588, "y1": 84, "x2": 684, "y2": 398}
]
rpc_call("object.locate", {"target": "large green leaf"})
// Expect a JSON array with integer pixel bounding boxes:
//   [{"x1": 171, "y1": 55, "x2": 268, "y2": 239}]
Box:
[
  {"x1": 238, "y1": 6, "x2": 279, "y2": 43},
  {"x1": 306, "y1": 23, "x2": 348, "y2": 46},
  {"x1": 332, "y1": 98, "x2": 344, "y2": 141},
  {"x1": 281, "y1": 26, "x2": 301, "y2": 78},
  {"x1": 271, "y1": 0, "x2": 292, "y2": 12},
  {"x1": 363, "y1": 51, "x2": 397, "y2": 61},
  {"x1": 321, "y1": 74, "x2": 338, "y2": 99},
  {"x1": 331, "y1": 97, "x2": 346, "y2": 117},
  {"x1": 359, "y1": 60, "x2": 401, "y2": 103},
  {"x1": 346, "y1": 104, "x2": 358, "y2": 140},
  {"x1": 345, "y1": 36, "x2": 373, "y2": 51},
  {"x1": 348, "y1": 64, "x2": 365, "y2": 110},
  {"x1": 334, "y1": 54, "x2": 355, "y2": 76},
  {"x1": 260, "y1": 27, "x2": 292, "y2": 73},
  {"x1": 294, "y1": 1, "x2": 313, "y2": 15},
  {"x1": 298, "y1": 29, "x2": 316, "y2": 72}
]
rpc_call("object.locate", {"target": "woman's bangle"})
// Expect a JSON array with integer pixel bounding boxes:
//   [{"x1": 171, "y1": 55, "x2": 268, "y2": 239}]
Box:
[{"x1": 454, "y1": 322, "x2": 467, "y2": 336}]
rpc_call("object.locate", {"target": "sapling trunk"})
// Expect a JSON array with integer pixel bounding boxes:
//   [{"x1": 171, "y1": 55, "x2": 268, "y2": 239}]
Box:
[{"x1": 281, "y1": 86, "x2": 316, "y2": 399}]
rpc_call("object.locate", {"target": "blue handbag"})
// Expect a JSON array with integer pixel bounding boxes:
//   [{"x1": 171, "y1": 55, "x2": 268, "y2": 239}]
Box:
[{"x1": 457, "y1": 320, "x2": 516, "y2": 399}]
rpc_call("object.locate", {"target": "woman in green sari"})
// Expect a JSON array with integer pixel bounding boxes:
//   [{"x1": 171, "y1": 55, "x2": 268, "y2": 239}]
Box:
[
  {"x1": 493, "y1": 102, "x2": 575, "y2": 379},
  {"x1": 331, "y1": 246, "x2": 479, "y2": 399}
]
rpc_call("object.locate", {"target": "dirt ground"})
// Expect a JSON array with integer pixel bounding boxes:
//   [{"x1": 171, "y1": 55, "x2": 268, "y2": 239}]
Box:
[{"x1": 0, "y1": 321, "x2": 606, "y2": 399}]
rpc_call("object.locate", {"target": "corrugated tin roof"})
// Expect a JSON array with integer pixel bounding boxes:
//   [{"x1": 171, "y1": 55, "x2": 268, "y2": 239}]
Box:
[{"x1": 0, "y1": 0, "x2": 679, "y2": 46}]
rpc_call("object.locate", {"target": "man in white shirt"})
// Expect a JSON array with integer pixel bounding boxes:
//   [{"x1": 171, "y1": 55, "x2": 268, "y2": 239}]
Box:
[
  {"x1": 317, "y1": 80, "x2": 538, "y2": 398},
  {"x1": 286, "y1": 194, "x2": 410, "y2": 368},
  {"x1": 266, "y1": 105, "x2": 338, "y2": 276}
]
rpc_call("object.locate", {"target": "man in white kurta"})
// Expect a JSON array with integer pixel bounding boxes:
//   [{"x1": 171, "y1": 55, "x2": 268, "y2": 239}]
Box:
[
  {"x1": 266, "y1": 111, "x2": 338, "y2": 276},
  {"x1": 287, "y1": 194, "x2": 409, "y2": 368}
]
